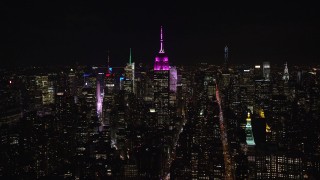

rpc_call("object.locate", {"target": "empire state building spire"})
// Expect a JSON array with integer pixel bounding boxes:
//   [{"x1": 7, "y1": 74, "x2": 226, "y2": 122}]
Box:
[
  {"x1": 154, "y1": 26, "x2": 169, "y2": 70},
  {"x1": 159, "y1": 26, "x2": 165, "y2": 54}
]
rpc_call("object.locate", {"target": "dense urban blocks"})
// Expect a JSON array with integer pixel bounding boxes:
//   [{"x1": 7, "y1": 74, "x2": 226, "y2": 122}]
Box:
[
  {"x1": 0, "y1": 27, "x2": 320, "y2": 179},
  {"x1": 1, "y1": 61, "x2": 320, "y2": 179}
]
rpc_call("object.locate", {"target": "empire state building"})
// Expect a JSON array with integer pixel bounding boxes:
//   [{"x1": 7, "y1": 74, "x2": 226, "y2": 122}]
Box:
[{"x1": 154, "y1": 26, "x2": 170, "y2": 125}]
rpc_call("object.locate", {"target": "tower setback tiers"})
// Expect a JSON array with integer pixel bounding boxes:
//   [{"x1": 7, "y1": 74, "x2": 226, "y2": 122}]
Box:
[
  {"x1": 282, "y1": 62, "x2": 289, "y2": 82},
  {"x1": 246, "y1": 112, "x2": 256, "y2": 146},
  {"x1": 153, "y1": 26, "x2": 170, "y2": 125},
  {"x1": 154, "y1": 26, "x2": 169, "y2": 71}
]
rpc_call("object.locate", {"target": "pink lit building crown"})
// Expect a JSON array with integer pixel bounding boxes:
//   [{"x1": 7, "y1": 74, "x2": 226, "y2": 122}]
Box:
[{"x1": 154, "y1": 26, "x2": 169, "y2": 71}]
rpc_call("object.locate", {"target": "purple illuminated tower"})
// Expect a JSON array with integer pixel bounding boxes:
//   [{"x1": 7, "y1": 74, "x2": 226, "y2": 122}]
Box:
[
  {"x1": 154, "y1": 26, "x2": 169, "y2": 71},
  {"x1": 170, "y1": 66, "x2": 177, "y2": 93},
  {"x1": 96, "y1": 80, "x2": 103, "y2": 118},
  {"x1": 154, "y1": 26, "x2": 170, "y2": 125}
]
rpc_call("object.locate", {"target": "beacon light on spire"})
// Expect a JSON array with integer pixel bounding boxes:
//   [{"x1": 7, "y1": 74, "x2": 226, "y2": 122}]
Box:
[{"x1": 154, "y1": 26, "x2": 169, "y2": 71}]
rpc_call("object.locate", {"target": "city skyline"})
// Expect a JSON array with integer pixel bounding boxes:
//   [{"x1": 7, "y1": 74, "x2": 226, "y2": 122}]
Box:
[
  {"x1": 1, "y1": 20, "x2": 320, "y2": 178},
  {"x1": 2, "y1": 1, "x2": 320, "y2": 68}
]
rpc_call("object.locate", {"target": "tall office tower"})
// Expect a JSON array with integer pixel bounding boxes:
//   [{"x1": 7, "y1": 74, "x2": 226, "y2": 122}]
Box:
[
  {"x1": 219, "y1": 46, "x2": 231, "y2": 107},
  {"x1": 82, "y1": 74, "x2": 97, "y2": 118},
  {"x1": 124, "y1": 48, "x2": 135, "y2": 94},
  {"x1": 263, "y1": 62, "x2": 270, "y2": 80},
  {"x1": 67, "y1": 68, "x2": 77, "y2": 97},
  {"x1": 224, "y1": 45, "x2": 229, "y2": 71},
  {"x1": 32, "y1": 75, "x2": 44, "y2": 107},
  {"x1": 110, "y1": 92, "x2": 126, "y2": 152},
  {"x1": 253, "y1": 64, "x2": 262, "y2": 78},
  {"x1": 239, "y1": 69, "x2": 255, "y2": 112},
  {"x1": 169, "y1": 66, "x2": 177, "y2": 93},
  {"x1": 204, "y1": 71, "x2": 216, "y2": 99},
  {"x1": 35, "y1": 75, "x2": 55, "y2": 105},
  {"x1": 282, "y1": 62, "x2": 289, "y2": 82},
  {"x1": 83, "y1": 73, "x2": 96, "y2": 88},
  {"x1": 221, "y1": 46, "x2": 231, "y2": 96},
  {"x1": 245, "y1": 112, "x2": 255, "y2": 146},
  {"x1": 104, "y1": 52, "x2": 115, "y2": 126},
  {"x1": 96, "y1": 80, "x2": 103, "y2": 119},
  {"x1": 269, "y1": 95, "x2": 290, "y2": 145},
  {"x1": 134, "y1": 64, "x2": 154, "y2": 101},
  {"x1": 254, "y1": 79, "x2": 272, "y2": 112},
  {"x1": 169, "y1": 66, "x2": 177, "y2": 106},
  {"x1": 95, "y1": 66, "x2": 106, "y2": 124},
  {"x1": 153, "y1": 26, "x2": 170, "y2": 125},
  {"x1": 245, "y1": 113, "x2": 255, "y2": 179}
]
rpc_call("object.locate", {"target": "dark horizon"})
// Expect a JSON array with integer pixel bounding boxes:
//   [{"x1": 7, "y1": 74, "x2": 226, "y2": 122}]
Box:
[{"x1": 2, "y1": 1, "x2": 320, "y2": 68}]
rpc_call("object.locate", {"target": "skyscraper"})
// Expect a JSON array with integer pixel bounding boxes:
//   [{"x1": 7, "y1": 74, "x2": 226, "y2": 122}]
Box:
[
  {"x1": 104, "y1": 52, "x2": 114, "y2": 126},
  {"x1": 169, "y1": 66, "x2": 177, "y2": 93},
  {"x1": 224, "y1": 45, "x2": 229, "y2": 71},
  {"x1": 124, "y1": 48, "x2": 135, "y2": 94},
  {"x1": 154, "y1": 26, "x2": 169, "y2": 71},
  {"x1": 282, "y1": 62, "x2": 289, "y2": 82},
  {"x1": 154, "y1": 26, "x2": 170, "y2": 125},
  {"x1": 245, "y1": 112, "x2": 255, "y2": 146},
  {"x1": 221, "y1": 46, "x2": 231, "y2": 89},
  {"x1": 263, "y1": 62, "x2": 270, "y2": 80}
]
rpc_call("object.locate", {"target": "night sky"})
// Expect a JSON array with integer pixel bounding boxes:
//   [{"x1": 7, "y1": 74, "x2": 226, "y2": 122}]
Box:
[{"x1": 2, "y1": 1, "x2": 320, "y2": 68}]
